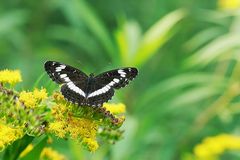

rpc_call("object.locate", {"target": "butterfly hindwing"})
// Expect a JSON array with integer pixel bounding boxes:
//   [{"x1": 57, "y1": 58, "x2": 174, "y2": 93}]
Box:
[
  {"x1": 61, "y1": 81, "x2": 87, "y2": 105},
  {"x1": 86, "y1": 82, "x2": 114, "y2": 107},
  {"x1": 44, "y1": 61, "x2": 88, "y2": 84}
]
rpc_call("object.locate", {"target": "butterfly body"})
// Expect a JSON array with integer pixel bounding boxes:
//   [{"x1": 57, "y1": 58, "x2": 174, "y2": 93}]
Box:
[{"x1": 44, "y1": 61, "x2": 138, "y2": 107}]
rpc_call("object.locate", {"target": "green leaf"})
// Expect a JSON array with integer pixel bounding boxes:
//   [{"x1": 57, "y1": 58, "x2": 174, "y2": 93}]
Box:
[
  {"x1": 0, "y1": 10, "x2": 28, "y2": 35},
  {"x1": 168, "y1": 85, "x2": 221, "y2": 108},
  {"x1": 135, "y1": 73, "x2": 226, "y2": 111},
  {"x1": 3, "y1": 135, "x2": 34, "y2": 160},
  {"x1": 47, "y1": 25, "x2": 100, "y2": 58},
  {"x1": 133, "y1": 9, "x2": 185, "y2": 67},
  {"x1": 115, "y1": 20, "x2": 142, "y2": 65},
  {"x1": 58, "y1": 0, "x2": 118, "y2": 64},
  {"x1": 19, "y1": 136, "x2": 48, "y2": 160},
  {"x1": 184, "y1": 33, "x2": 240, "y2": 67},
  {"x1": 183, "y1": 27, "x2": 224, "y2": 52}
]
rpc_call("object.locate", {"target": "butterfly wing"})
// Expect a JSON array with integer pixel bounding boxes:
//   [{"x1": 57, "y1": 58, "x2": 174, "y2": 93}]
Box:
[
  {"x1": 44, "y1": 61, "x2": 88, "y2": 103},
  {"x1": 86, "y1": 82, "x2": 114, "y2": 107},
  {"x1": 44, "y1": 61, "x2": 88, "y2": 84},
  {"x1": 94, "y1": 67, "x2": 138, "y2": 89},
  {"x1": 85, "y1": 67, "x2": 138, "y2": 106},
  {"x1": 61, "y1": 81, "x2": 87, "y2": 105}
]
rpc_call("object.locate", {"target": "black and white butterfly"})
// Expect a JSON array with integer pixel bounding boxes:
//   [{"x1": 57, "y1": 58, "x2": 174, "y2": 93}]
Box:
[{"x1": 44, "y1": 61, "x2": 138, "y2": 107}]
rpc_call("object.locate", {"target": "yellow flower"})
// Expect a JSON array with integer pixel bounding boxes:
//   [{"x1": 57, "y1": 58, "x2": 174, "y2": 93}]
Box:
[
  {"x1": 48, "y1": 121, "x2": 67, "y2": 138},
  {"x1": 103, "y1": 103, "x2": 126, "y2": 114},
  {"x1": 67, "y1": 117, "x2": 98, "y2": 140},
  {"x1": 52, "y1": 92, "x2": 65, "y2": 102},
  {"x1": 19, "y1": 91, "x2": 37, "y2": 108},
  {"x1": 0, "y1": 123, "x2": 24, "y2": 151},
  {"x1": 52, "y1": 104, "x2": 67, "y2": 116},
  {"x1": 218, "y1": 0, "x2": 240, "y2": 10},
  {"x1": 40, "y1": 147, "x2": 67, "y2": 160},
  {"x1": 33, "y1": 88, "x2": 48, "y2": 100},
  {"x1": 48, "y1": 103, "x2": 99, "y2": 151},
  {"x1": 20, "y1": 144, "x2": 33, "y2": 158},
  {"x1": 19, "y1": 88, "x2": 47, "y2": 108},
  {"x1": 0, "y1": 69, "x2": 22, "y2": 85},
  {"x1": 194, "y1": 134, "x2": 240, "y2": 160},
  {"x1": 67, "y1": 117, "x2": 99, "y2": 151},
  {"x1": 82, "y1": 138, "x2": 99, "y2": 152}
]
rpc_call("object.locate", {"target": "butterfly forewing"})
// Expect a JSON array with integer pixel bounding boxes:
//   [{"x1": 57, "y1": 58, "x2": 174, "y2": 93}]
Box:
[
  {"x1": 94, "y1": 67, "x2": 138, "y2": 89},
  {"x1": 44, "y1": 61, "x2": 88, "y2": 84}
]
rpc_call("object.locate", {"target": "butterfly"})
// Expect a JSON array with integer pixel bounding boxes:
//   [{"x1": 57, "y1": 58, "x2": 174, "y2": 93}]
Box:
[{"x1": 44, "y1": 61, "x2": 138, "y2": 107}]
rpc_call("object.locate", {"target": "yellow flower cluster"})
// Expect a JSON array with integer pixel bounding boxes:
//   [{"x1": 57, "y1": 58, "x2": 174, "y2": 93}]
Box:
[
  {"x1": 0, "y1": 123, "x2": 24, "y2": 151},
  {"x1": 218, "y1": 0, "x2": 240, "y2": 10},
  {"x1": 33, "y1": 88, "x2": 48, "y2": 100},
  {"x1": 0, "y1": 69, "x2": 22, "y2": 85},
  {"x1": 48, "y1": 121, "x2": 67, "y2": 138},
  {"x1": 19, "y1": 88, "x2": 48, "y2": 108},
  {"x1": 19, "y1": 91, "x2": 36, "y2": 108},
  {"x1": 68, "y1": 117, "x2": 98, "y2": 152},
  {"x1": 194, "y1": 134, "x2": 240, "y2": 159},
  {"x1": 48, "y1": 103, "x2": 99, "y2": 152},
  {"x1": 68, "y1": 117, "x2": 97, "y2": 139},
  {"x1": 52, "y1": 91, "x2": 65, "y2": 102},
  {"x1": 103, "y1": 103, "x2": 126, "y2": 114},
  {"x1": 82, "y1": 137, "x2": 99, "y2": 152},
  {"x1": 0, "y1": 68, "x2": 127, "y2": 154},
  {"x1": 40, "y1": 147, "x2": 67, "y2": 160}
]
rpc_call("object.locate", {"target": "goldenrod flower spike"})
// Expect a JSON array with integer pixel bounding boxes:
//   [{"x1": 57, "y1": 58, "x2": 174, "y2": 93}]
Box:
[
  {"x1": 19, "y1": 91, "x2": 37, "y2": 108},
  {"x1": 82, "y1": 137, "x2": 99, "y2": 152},
  {"x1": 19, "y1": 88, "x2": 48, "y2": 108},
  {"x1": 33, "y1": 88, "x2": 48, "y2": 100},
  {"x1": 0, "y1": 123, "x2": 24, "y2": 151},
  {"x1": 48, "y1": 121, "x2": 67, "y2": 138},
  {"x1": 0, "y1": 69, "x2": 22, "y2": 85},
  {"x1": 218, "y1": 0, "x2": 240, "y2": 10},
  {"x1": 40, "y1": 147, "x2": 67, "y2": 160},
  {"x1": 103, "y1": 103, "x2": 126, "y2": 114},
  {"x1": 194, "y1": 134, "x2": 240, "y2": 159}
]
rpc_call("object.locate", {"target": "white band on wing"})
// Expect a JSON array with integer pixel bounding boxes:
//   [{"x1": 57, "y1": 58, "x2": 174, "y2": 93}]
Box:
[
  {"x1": 67, "y1": 81, "x2": 86, "y2": 97},
  {"x1": 118, "y1": 69, "x2": 126, "y2": 77},
  {"x1": 87, "y1": 78, "x2": 120, "y2": 98},
  {"x1": 55, "y1": 65, "x2": 66, "y2": 72}
]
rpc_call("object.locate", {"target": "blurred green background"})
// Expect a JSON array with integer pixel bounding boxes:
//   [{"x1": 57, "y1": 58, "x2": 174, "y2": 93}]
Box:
[{"x1": 1, "y1": 0, "x2": 240, "y2": 159}]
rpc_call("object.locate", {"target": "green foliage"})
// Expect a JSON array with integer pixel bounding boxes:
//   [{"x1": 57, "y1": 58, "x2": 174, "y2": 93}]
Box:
[
  {"x1": 1, "y1": 0, "x2": 240, "y2": 159},
  {"x1": 19, "y1": 136, "x2": 47, "y2": 160},
  {"x1": 3, "y1": 135, "x2": 34, "y2": 160}
]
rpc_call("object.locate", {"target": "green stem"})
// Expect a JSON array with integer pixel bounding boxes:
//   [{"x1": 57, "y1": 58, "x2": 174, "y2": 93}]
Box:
[{"x1": 104, "y1": 145, "x2": 112, "y2": 160}]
